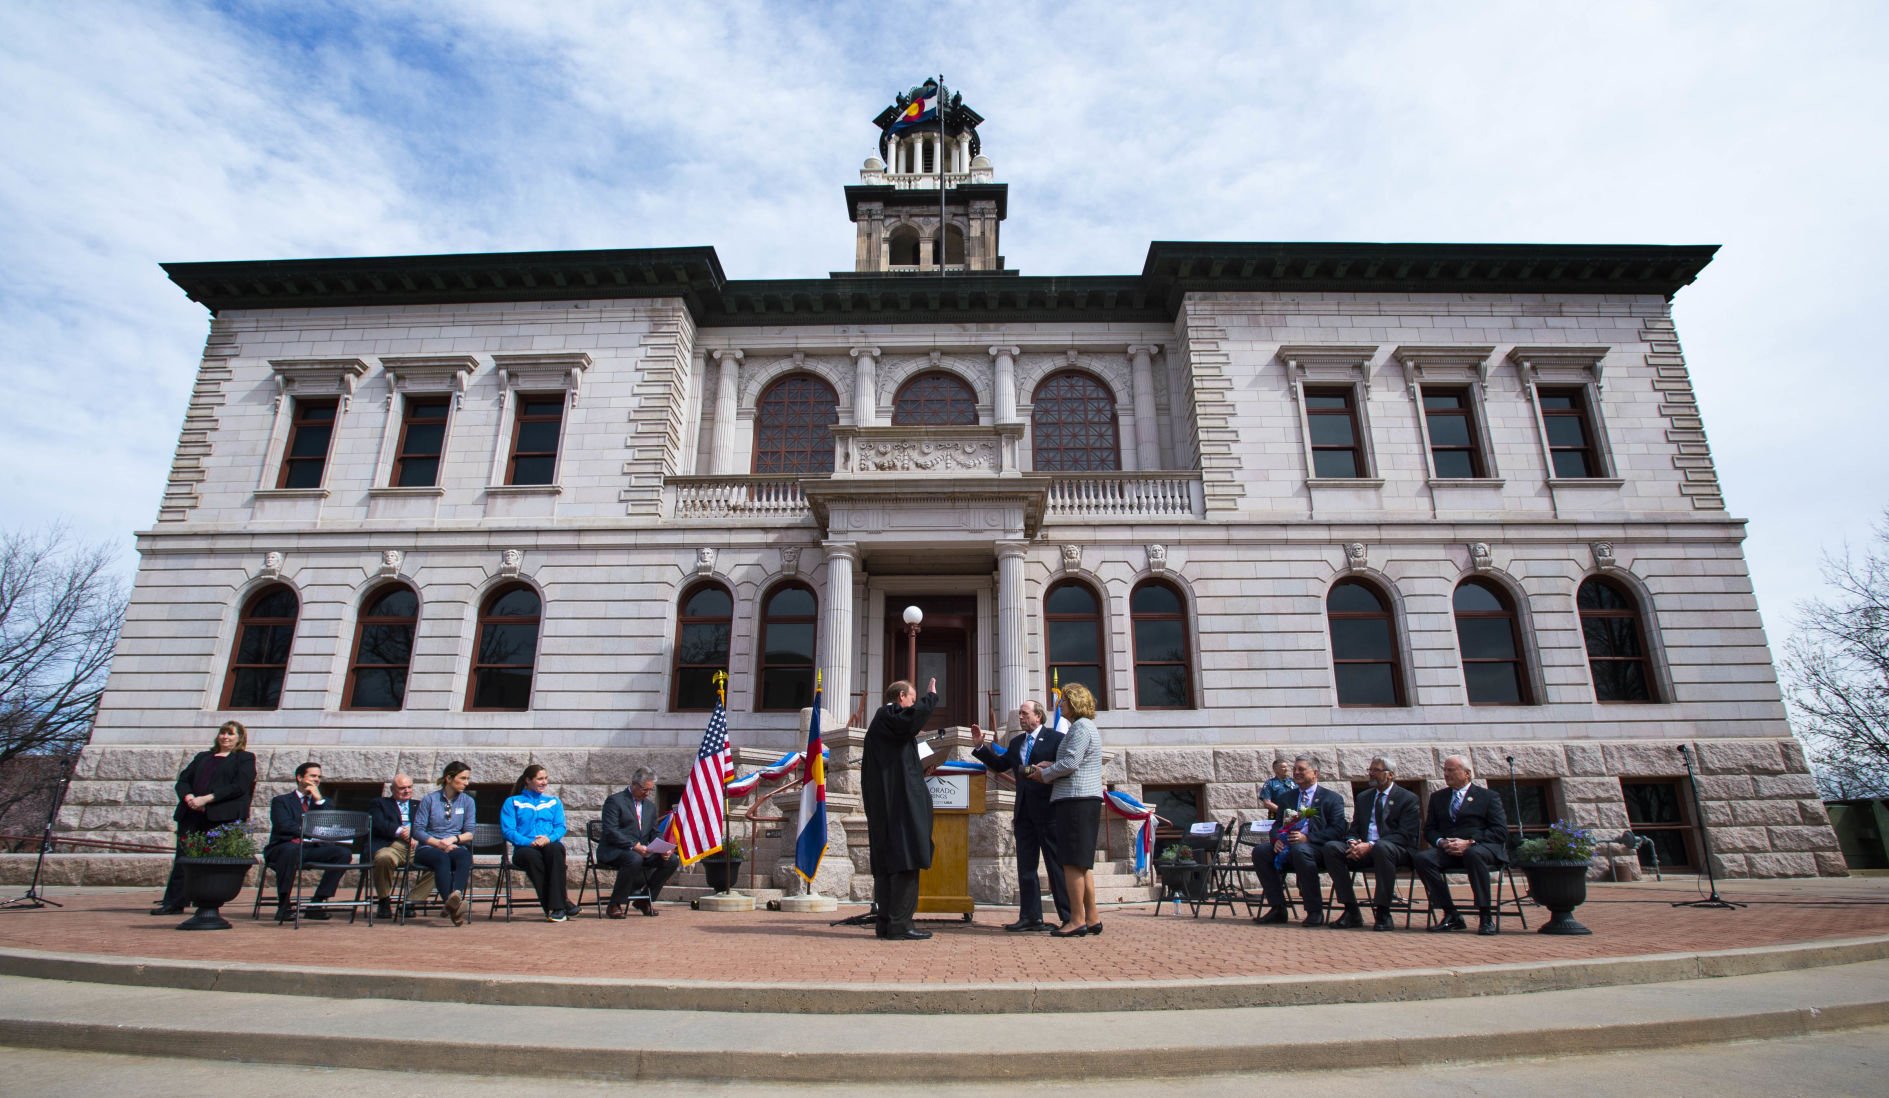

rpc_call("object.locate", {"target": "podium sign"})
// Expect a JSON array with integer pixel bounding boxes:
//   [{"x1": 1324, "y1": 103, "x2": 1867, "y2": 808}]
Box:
[{"x1": 918, "y1": 771, "x2": 985, "y2": 918}]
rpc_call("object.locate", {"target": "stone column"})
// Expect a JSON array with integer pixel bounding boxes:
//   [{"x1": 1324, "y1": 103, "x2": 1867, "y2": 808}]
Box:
[
  {"x1": 820, "y1": 542, "x2": 859, "y2": 726},
  {"x1": 995, "y1": 540, "x2": 1029, "y2": 731},
  {"x1": 850, "y1": 346, "x2": 880, "y2": 427},
  {"x1": 710, "y1": 349, "x2": 742, "y2": 474},
  {"x1": 1128, "y1": 344, "x2": 1161, "y2": 469},
  {"x1": 989, "y1": 345, "x2": 1019, "y2": 424}
]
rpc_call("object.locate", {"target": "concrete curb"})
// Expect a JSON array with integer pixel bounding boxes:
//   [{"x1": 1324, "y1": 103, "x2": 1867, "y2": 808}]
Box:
[{"x1": 1, "y1": 933, "x2": 1887, "y2": 1015}]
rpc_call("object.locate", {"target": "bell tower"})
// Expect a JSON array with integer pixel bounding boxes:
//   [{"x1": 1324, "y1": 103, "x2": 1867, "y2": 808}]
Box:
[{"x1": 848, "y1": 79, "x2": 1007, "y2": 273}]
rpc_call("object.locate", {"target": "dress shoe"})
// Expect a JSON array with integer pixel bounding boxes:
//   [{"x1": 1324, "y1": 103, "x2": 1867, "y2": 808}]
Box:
[
  {"x1": 1301, "y1": 911, "x2": 1325, "y2": 928},
  {"x1": 564, "y1": 903, "x2": 582, "y2": 919},
  {"x1": 445, "y1": 889, "x2": 466, "y2": 926},
  {"x1": 1003, "y1": 918, "x2": 1048, "y2": 932},
  {"x1": 1253, "y1": 909, "x2": 1289, "y2": 925},
  {"x1": 1331, "y1": 907, "x2": 1365, "y2": 929},
  {"x1": 1372, "y1": 911, "x2": 1396, "y2": 932},
  {"x1": 634, "y1": 898, "x2": 657, "y2": 916},
  {"x1": 274, "y1": 907, "x2": 294, "y2": 923},
  {"x1": 376, "y1": 900, "x2": 394, "y2": 920},
  {"x1": 149, "y1": 904, "x2": 186, "y2": 917},
  {"x1": 1085, "y1": 923, "x2": 1104, "y2": 936},
  {"x1": 302, "y1": 908, "x2": 331, "y2": 921},
  {"x1": 1049, "y1": 924, "x2": 1089, "y2": 938},
  {"x1": 606, "y1": 903, "x2": 628, "y2": 919},
  {"x1": 1428, "y1": 911, "x2": 1467, "y2": 933},
  {"x1": 1477, "y1": 913, "x2": 1500, "y2": 936}
]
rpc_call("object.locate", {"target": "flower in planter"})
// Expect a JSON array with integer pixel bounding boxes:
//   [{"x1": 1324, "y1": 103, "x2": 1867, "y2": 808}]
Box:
[
  {"x1": 1515, "y1": 819, "x2": 1596, "y2": 864},
  {"x1": 177, "y1": 823, "x2": 258, "y2": 859}
]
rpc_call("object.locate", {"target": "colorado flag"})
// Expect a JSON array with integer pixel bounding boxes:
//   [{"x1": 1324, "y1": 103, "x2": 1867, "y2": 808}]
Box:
[{"x1": 793, "y1": 686, "x2": 827, "y2": 884}]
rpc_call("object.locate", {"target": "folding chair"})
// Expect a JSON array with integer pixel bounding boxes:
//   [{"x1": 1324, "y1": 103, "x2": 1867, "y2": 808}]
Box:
[
  {"x1": 289, "y1": 809, "x2": 375, "y2": 929},
  {"x1": 575, "y1": 818, "x2": 659, "y2": 917},
  {"x1": 1408, "y1": 859, "x2": 1529, "y2": 931},
  {"x1": 1232, "y1": 819, "x2": 1299, "y2": 918},
  {"x1": 468, "y1": 822, "x2": 514, "y2": 922},
  {"x1": 390, "y1": 847, "x2": 441, "y2": 925}
]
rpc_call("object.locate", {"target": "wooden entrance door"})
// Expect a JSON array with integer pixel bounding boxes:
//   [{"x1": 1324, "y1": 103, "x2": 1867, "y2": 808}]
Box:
[{"x1": 883, "y1": 596, "x2": 975, "y2": 731}]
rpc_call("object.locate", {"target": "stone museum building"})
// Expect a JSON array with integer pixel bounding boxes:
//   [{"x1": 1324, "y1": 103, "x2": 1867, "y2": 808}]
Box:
[{"x1": 58, "y1": 84, "x2": 1842, "y2": 894}]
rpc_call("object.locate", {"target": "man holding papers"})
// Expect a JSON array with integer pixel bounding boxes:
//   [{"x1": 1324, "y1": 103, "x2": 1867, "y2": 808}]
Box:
[{"x1": 597, "y1": 767, "x2": 678, "y2": 918}]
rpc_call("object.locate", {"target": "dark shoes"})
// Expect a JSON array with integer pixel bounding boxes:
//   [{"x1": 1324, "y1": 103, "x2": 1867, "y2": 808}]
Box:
[
  {"x1": 1330, "y1": 907, "x2": 1365, "y2": 930},
  {"x1": 1253, "y1": 909, "x2": 1290, "y2": 925},
  {"x1": 1372, "y1": 910, "x2": 1396, "y2": 932},
  {"x1": 565, "y1": 903, "x2": 583, "y2": 919},
  {"x1": 881, "y1": 928, "x2": 932, "y2": 941},
  {"x1": 1086, "y1": 923, "x2": 1103, "y2": 936},
  {"x1": 274, "y1": 907, "x2": 294, "y2": 923},
  {"x1": 1049, "y1": 924, "x2": 1088, "y2": 938},
  {"x1": 1428, "y1": 911, "x2": 1467, "y2": 933},
  {"x1": 606, "y1": 903, "x2": 628, "y2": 919},
  {"x1": 633, "y1": 899, "x2": 657, "y2": 917},
  {"x1": 1477, "y1": 912, "x2": 1500, "y2": 936},
  {"x1": 1301, "y1": 911, "x2": 1325, "y2": 928},
  {"x1": 376, "y1": 900, "x2": 394, "y2": 920},
  {"x1": 149, "y1": 905, "x2": 185, "y2": 917},
  {"x1": 1003, "y1": 918, "x2": 1048, "y2": 932}
]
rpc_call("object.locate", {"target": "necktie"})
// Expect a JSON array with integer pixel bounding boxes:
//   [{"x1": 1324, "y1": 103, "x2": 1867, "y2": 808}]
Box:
[
  {"x1": 302, "y1": 794, "x2": 312, "y2": 812},
  {"x1": 1022, "y1": 732, "x2": 1036, "y2": 765},
  {"x1": 1450, "y1": 788, "x2": 1465, "y2": 821},
  {"x1": 1376, "y1": 790, "x2": 1388, "y2": 836},
  {"x1": 1300, "y1": 788, "x2": 1311, "y2": 810}
]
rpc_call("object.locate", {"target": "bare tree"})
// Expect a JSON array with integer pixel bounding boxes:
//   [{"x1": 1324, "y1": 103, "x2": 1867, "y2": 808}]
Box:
[
  {"x1": 1783, "y1": 509, "x2": 1889, "y2": 799},
  {"x1": 0, "y1": 527, "x2": 128, "y2": 827}
]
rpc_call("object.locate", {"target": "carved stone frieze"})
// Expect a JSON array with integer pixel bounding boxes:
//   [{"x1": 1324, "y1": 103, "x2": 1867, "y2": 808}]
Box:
[{"x1": 856, "y1": 438, "x2": 999, "y2": 473}]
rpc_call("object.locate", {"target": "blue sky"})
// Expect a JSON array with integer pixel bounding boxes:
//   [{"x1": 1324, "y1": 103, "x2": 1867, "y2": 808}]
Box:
[{"x1": 2, "y1": 0, "x2": 1885, "y2": 643}]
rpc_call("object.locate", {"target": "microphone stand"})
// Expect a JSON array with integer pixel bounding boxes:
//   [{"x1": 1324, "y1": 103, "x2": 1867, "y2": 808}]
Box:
[
  {"x1": 1672, "y1": 743, "x2": 1744, "y2": 910},
  {"x1": 1505, "y1": 755, "x2": 1524, "y2": 853},
  {"x1": 0, "y1": 753, "x2": 77, "y2": 910}
]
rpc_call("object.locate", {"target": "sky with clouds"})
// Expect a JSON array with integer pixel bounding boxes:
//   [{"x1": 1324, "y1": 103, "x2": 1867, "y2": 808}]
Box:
[{"x1": 2, "y1": 0, "x2": 1884, "y2": 644}]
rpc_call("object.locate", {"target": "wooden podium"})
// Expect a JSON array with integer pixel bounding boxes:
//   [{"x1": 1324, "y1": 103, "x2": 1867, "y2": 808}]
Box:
[{"x1": 917, "y1": 771, "x2": 985, "y2": 920}]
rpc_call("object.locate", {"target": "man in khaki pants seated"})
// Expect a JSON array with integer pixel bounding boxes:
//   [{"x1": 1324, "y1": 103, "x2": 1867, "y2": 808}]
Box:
[{"x1": 370, "y1": 773, "x2": 433, "y2": 918}]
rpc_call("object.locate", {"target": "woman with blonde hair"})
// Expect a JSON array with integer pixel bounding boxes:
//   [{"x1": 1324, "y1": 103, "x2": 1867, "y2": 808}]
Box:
[
  {"x1": 1024, "y1": 682, "x2": 1105, "y2": 937},
  {"x1": 154, "y1": 720, "x2": 257, "y2": 915}
]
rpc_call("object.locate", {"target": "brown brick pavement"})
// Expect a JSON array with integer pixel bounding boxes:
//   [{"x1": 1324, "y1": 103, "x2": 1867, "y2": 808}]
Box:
[{"x1": 2, "y1": 879, "x2": 1887, "y2": 984}]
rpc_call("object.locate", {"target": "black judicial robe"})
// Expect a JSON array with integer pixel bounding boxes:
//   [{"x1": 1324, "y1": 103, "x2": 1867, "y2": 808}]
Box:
[{"x1": 861, "y1": 692, "x2": 938, "y2": 875}]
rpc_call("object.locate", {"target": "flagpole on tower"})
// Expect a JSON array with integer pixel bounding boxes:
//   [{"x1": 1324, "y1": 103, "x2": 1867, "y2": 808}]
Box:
[{"x1": 938, "y1": 72, "x2": 948, "y2": 284}]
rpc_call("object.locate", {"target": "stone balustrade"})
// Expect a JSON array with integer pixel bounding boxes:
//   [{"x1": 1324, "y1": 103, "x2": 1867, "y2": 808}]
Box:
[
  {"x1": 668, "y1": 475, "x2": 810, "y2": 520},
  {"x1": 1044, "y1": 472, "x2": 1204, "y2": 519}
]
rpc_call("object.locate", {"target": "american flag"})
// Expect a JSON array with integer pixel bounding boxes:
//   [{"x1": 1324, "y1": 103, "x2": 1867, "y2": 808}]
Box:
[{"x1": 670, "y1": 704, "x2": 732, "y2": 865}]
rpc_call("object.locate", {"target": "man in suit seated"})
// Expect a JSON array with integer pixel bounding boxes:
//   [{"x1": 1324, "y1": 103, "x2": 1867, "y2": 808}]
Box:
[
  {"x1": 1321, "y1": 756, "x2": 1421, "y2": 931},
  {"x1": 596, "y1": 767, "x2": 677, "y2": 918},
  {"x1": 264, "y1": 761, "x2": 349, "y2": 922},
  {"x1": 369, "y1": 772, "x2": 433, "y2": 919},
  {"x1": 1413, "y1": 755, "x2": 1510, "y2": 935},
  {"x1": 1252, "y1": 755, "x2": 1348, "y2": 927},
  {"x1": 971, "y1": 698, "x2": 1071, "y2": 932}
]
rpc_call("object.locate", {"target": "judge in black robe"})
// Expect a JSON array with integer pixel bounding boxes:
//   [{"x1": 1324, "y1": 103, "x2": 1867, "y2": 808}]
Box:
[{"x1": 861, "y1": 677, "x2": 937, "y2": 940}]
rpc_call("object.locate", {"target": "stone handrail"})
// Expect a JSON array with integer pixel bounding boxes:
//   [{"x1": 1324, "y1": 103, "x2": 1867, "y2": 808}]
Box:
[
  {"x1": 668, "y1": 475, "x2": 812, "y2": 519},
  {"x1": 1043, "y1": 473, "x2": 1204, "y2": 519}
]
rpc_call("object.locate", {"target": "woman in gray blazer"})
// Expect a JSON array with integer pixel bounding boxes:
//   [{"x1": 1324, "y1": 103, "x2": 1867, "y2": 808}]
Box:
[{"x1": 1024, "y1": 682, "x2": 1104, "y2": 937}]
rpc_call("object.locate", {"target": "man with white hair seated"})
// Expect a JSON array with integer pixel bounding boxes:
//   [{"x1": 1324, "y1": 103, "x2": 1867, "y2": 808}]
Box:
[{"x1": 1412, "y1": 755, "x2": 1510, "y2": 936}]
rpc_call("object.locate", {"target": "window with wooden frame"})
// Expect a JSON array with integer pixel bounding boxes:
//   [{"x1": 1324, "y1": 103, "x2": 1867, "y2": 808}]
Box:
[
  {"x1": 343, "y1": 583, "x2": 418, "y2": 711},
  {"x1": 1578, "y1": 577, "x2": 1658, "y2": 702},
  {"x1": 1421, "y1": 387, "x2": 1488, "y2": 479},
  {"x1": 1538, "y1": 386, "x2": 1602, "y2": 478},
  {"x1": 752, "y1": 374, "x2": 839, "y2": 474},
  {"x1": 392, "y1": 396, "x2": 450, "y2": 488},
  {"x1": 756, "y1": 582, "x2": 817, "y2": 712},
  {"x1": 672, "y1": 582, "x2": 733, "y2": 711},
  {"x1": 277, "y1": 398, "x2": 339, "y2": 489},
  {"x1": 467, "y1": 583, "x2": 541, "y2": 711},
  {"x1": 1454, "y1": 579, "x2": 1532, "y2": 705},
  {"x1": 892, "y1": 370, "x2": 977, "y2": 425},
  {"x1": 1493, "y1": 779, "x2": 1555, "y2": 842},
  {"x1": 505, "y1": 393, "x2": 564, "y2": 486},
  {"x1": 1622, "y1": 779, "x2": 1697, "y2": 870},
  {"x1": 1045, "y1": 579, "x2": 1107, "y2": 709},
  {"x1": 222, "y1": 584, "x2": 299, "y2": 710},
  {"x1": 1130, "y1": 580, "x2": 1193, "y2": 709},
  {"x1": 1305, "y1": 386, "x2": 1365, "y2": 478},
  {"x1": 1031, "y1": 370, "x2": 1120, "y2": 472},
  {"x1": 1327, "y1": 579, "x2": 1405, "y2": 707}
]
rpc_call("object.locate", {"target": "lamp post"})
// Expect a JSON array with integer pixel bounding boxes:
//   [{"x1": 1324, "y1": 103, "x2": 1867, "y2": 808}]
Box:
[{"x1": 901, "y1": 604, "x2": 923, "y2": 685}]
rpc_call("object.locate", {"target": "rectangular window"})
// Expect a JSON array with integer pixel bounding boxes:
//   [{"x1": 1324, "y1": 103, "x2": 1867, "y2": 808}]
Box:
[
  {"x1": 392, "y1": 396, "x2": 450, "y2": 488},
  {"x1": 1422, "y1": 387, "x2": 1487, "y2": 478},
  {"x1": 1622, "y1": 780, "x2": 1697, "y2": 870},
  {"x1": 278, "y1": 398, "x2": 338, "y2": 489},
  {"x1": 1538, "y1": 386, "x2": 1600, "y2": 478},
  {"x1": 1305, "y1": 387, "x2": 1364, "y2": 478},
  {"x1": 1141, "y1": 783, "x2": 1204, "y2": 862},
  {"x1": 1495, "y1": 779, "x2": 1555, "y2": 842},
  {"x1": 506, "y1": 393, "x2": 564, "y2": 486}
]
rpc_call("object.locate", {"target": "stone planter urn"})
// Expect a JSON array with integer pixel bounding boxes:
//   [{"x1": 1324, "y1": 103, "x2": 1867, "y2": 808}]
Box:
[
  {"x1": 1519, "y1": 861, "x2": 1593, "y2": 935},
  {"x1": 703, "y1": 857, "x2": 745, "y2": 894},
  {"x1": 177, "y1": 857, "x2": 256, "y2": 930}
]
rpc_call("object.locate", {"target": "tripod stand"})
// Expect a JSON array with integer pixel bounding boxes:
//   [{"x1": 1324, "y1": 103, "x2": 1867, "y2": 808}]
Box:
[
  {"x1": 1672, "y1": 743, "x2": 1744, "y2": 910},
  {"x1": 0, "y1": 754, "x2": 77, "y2": 911}
]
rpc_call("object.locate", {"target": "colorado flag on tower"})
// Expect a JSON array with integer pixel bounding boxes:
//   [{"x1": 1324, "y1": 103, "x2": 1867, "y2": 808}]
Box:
[{"x1": 889, "y1": 80, "x2": 940, "y2": 134}]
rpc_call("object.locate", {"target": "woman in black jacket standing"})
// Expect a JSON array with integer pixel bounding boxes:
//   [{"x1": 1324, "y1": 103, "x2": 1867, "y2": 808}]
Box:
[{"x1": 153, "y1": 720, "x2": 258, "y2": 915}]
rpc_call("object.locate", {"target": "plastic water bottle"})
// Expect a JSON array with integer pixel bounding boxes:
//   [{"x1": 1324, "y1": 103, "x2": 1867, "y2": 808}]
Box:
[{"x1": 1171, "y1": 893, "x2": 1182, "y2": 916}]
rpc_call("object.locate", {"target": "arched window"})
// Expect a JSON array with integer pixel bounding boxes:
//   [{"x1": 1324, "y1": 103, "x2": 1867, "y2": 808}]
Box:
[
  {"x1": 1045, "y1": 580, "x2": 1107, "y2": 708},
  {"x1": 672, "y1": 582, "x2": 733, "y2": 711},
  {"x1": 1131, "y1": 580, "x2": 1193, "y2": 709},
  {"x1": 888, "y1": 225, "x2": 921, "y2": 266},
  {"x1": 1327, "y1": 579, "x2": 1405, "y2": 707},
  {"x1": 757, "y1": 583, "x2": 817, "y2": 712},
  {"x1": 468, "y1": 584, "x2": 540, "y2": 711},
  {"x1": 344, "y1": 583, "x2": 418, "y2": 711},
  {"x1": 939, "y1": 224, "x2": 966, "y2": 265},
  {"x1": 1578, "y1": 577, "x2": 1658, "y2": 702},
  {"x1": 1032, "y1": 371, "x2": 1120, "y2": 472},
  {"x1": 893, "y1": 371, "x2": 977, "y2": 426},
  {"x1": 1454, "y1": 579, "x2": 1531, "y2": 706},
  {"x1": 222, "y1": 584, "x2": 299, "y2": 710},
  {"x1": 752, "y1": 374, "x2": 839, "y2": 475}
]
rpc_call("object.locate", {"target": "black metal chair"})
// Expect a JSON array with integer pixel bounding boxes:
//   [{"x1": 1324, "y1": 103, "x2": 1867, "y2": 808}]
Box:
[
  {"x1": 389, "y1": 844, "x2": 441, "y2": 924},
  {"x1": 288, "y1": 809, "x2": 375, "y2": 928},
  {"x1": 575, "y1": 819, "x2": 653, "y2": 917},
  {"x1": 1233, "y1": 819, "x2": 1300, "y2": 918},
  {"x1": 1407, "y1": 858, "x2": 1529, "y2": 930},
  {"x1": 469, "y1": 822, "x2": 513, "y2": 922}
]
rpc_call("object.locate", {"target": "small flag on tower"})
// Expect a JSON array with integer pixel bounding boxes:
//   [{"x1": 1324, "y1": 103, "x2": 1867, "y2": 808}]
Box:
[
  {"x1": 671, "y1": 703, "x2": 732, "y2": 866},
  {"x1": 793, "y1": 678, "x2": 827, "y2": 884},
  {"x1": 890, "y1": 80, "x2": 940, "y2": 134}
]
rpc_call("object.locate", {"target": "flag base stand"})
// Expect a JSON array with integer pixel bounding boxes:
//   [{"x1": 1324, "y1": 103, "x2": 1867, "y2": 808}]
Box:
[
  {"x1": 778, "y1": 892, "x2": 838, "y2": 913},
  {"x1": 696, "y1": 891, "x2": 755, "y2": 912}
]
